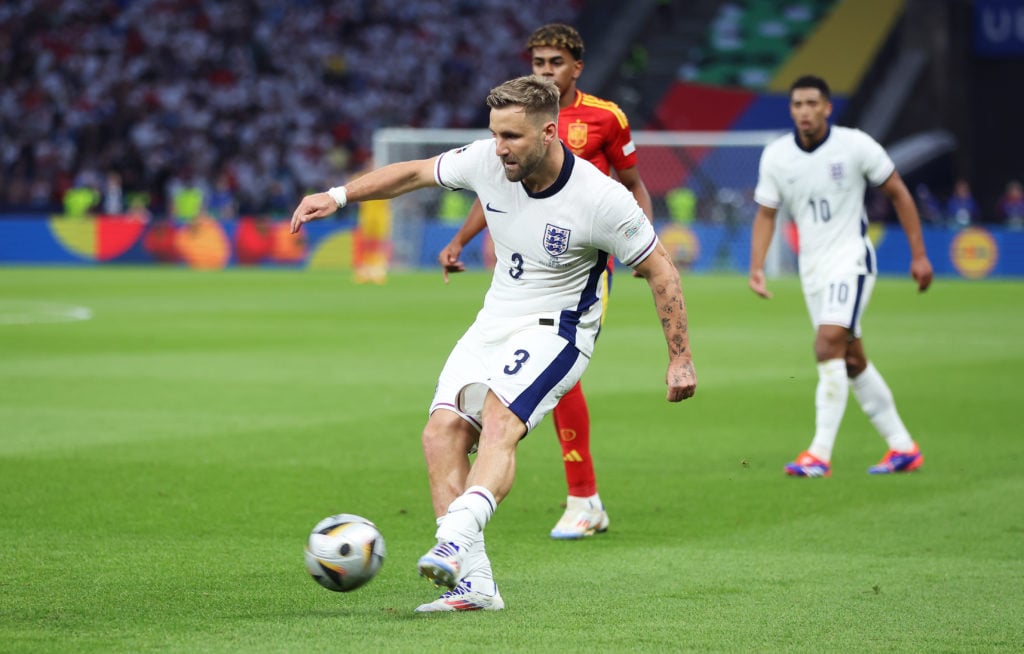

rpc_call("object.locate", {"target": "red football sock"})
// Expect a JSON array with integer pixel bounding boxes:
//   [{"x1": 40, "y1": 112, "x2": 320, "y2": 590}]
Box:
[{"x1": 553, "y1": 381, "x2": 597, "y2": 497}]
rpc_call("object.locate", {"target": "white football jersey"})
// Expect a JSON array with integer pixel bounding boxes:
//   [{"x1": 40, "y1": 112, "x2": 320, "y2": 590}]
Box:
[
  {"x1": 435, "y1": 139, "x2": 657, "y2": 357},
  {"x1": 754, "y1": 126, "x2": 895, "y2": 290}
]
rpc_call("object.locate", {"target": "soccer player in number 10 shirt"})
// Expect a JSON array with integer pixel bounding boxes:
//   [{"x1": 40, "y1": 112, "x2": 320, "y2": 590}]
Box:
[
  {"x1": 749, "y1": 75, "x2": 934, "y2": 478},
  {"x1": 438, "y1": 24, "x2": 653, "y2": 539}
]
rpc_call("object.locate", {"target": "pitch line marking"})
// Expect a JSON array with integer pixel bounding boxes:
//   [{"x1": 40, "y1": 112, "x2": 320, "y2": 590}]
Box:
[{"x1": 0, "y1": 301, "x2": 94, "y2": 325}]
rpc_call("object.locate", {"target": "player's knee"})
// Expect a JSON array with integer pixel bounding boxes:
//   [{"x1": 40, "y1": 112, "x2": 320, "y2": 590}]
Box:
[
  {"x1": 845, "y1": 354, "x2": 867, "y2": 378},
  {"x1": 478, "y1": 412, "x2": 526, "y2": 453},
  {"x1": 422, "y1": 412, "x2": 475, "y2": 457},
  {"x1": 814, "y1": 328, "x2": 847, "y2": 361},
  {"x1": 421, "y1": 432, "x2": 441, "y2": 466},
  {"x1": 813, "y1": 341, "x2": 841, "y2": 362},
  {"x1": 421, "y1": 421, "x2": 444, "y2": 452}
]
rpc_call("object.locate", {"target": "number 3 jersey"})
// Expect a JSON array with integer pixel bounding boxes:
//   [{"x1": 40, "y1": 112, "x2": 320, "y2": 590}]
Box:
[
  {"x1": 754, "y1": 126, "x2": 895, "y2": 290},
  {"x1": 434, "y1": 138, "x2": 657, "y2": 357}
]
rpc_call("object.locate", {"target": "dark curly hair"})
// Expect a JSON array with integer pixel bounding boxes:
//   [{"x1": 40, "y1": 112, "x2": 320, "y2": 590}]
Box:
[{"x1": 525, "y1": 23, "x2": 584, "y2": 61}]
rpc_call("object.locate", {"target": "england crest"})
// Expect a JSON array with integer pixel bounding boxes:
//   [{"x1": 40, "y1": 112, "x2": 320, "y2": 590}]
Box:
[
  {"x1": 543, "y1": 224, "x2": 571, "y2": 256},
  {"x1": 828, "y1": 161, "x2": 844, "y2": 181}
]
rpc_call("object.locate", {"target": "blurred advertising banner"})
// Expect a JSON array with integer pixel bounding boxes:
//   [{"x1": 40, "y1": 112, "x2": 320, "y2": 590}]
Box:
[
  {"x1": 2, "y1": 215, "x2": 1024, "y2": 280},
  {"x1": 0, "y1": 216, "x2": 353, "y2": 270},
  {"x1": 974, "y1": 0, "x2": 1024, "y2": 57}
]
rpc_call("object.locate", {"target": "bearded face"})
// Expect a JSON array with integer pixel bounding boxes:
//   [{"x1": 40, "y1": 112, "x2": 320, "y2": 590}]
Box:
[{"x1": 489, "y1": 106, "x2": 552, "y2": 183}]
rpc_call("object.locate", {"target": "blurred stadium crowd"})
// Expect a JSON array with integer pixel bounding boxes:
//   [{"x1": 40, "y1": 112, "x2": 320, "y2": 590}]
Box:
[{"x1": 0, "y1": 0, "x2": 579, "y2": 216}]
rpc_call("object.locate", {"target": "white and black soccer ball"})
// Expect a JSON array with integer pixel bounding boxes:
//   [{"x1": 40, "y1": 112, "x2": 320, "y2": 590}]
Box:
[{"x1": 304, "y1": 514, "x2": 386, "y2": 592}]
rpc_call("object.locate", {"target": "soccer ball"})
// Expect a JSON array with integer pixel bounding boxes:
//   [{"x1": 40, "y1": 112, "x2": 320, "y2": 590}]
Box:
[{"x1": 304, "y1": 514, "x2": 386, "y2": 592}]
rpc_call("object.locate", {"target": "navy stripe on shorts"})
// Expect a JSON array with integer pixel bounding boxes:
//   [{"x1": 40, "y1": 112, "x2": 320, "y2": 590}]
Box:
[{"x1": 507, "y1": 341, "x2": 582, "y2": 425}]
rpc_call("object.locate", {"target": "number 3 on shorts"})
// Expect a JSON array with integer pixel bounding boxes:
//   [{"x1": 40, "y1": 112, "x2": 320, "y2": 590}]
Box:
[{"x1": 503, "y1": 349, "x2": 530, "y2": 375}]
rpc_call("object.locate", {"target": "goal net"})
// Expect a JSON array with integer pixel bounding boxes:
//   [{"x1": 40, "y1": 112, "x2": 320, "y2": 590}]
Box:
[{"x1": 372, "y1": 128, "x2": 793, "y2": 274}]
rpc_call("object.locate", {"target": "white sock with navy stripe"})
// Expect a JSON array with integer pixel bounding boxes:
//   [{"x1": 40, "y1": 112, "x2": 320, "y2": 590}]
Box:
[
  {"x1": 433, "y1": 516, "x2": 496, "y2": 595},
  {"x1": 436, "y1": 485, "x2": 496, "y2": 550}
]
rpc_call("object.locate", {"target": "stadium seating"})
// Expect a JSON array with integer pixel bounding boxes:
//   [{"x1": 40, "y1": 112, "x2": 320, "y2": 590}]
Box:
[
  {"x1": 683, "y1": 0, "x2": 839, "y2": 90},
  {"x1": 0, "y1": 0, "x2": 579, "y2": 216}
]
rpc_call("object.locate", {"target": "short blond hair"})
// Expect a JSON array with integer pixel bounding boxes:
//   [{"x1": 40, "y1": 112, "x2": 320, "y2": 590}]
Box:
[{"x1": 485, "y1": 76, "x2": 559, "y2": 123}]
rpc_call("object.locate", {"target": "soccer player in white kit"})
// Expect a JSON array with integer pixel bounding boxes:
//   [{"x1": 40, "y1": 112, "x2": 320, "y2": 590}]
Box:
[
  {"x1": 749, "y1": 75, "x2": 933, "y2": 478},
  {"x1": 290, "y1": 76, "x2": 697, "y2": 611}
]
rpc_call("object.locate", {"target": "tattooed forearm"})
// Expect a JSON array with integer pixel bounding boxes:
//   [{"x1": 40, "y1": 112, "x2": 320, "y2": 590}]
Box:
[
  {"x1": 636, "y1": 247, "x2": 693, "y2": 362},
  {"x1": 670, "y1": 334, "x2": 687, "y2": 356},
  {"x1": 635, "y1": 246, "x2": 698, "y2": 401},
  {"x1": 653, "y1": 285, "x2": 691, "y2": 360}
]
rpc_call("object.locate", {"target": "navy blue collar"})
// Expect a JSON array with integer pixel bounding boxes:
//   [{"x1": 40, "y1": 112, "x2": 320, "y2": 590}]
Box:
[
  {"x1": 793, "y1": 125, "x2": 831, "y2": 153},
  {"x1": 523, "y1": 142, "x2": 574, "y2": 199}
]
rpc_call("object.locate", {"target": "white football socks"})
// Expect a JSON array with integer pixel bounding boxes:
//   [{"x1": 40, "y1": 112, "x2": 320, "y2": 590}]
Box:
[
  {"x1": 462, "y1": 531, "x2": 496, "y2": 595},
  {"x1": 566, "y1": 492, "x2": 603, "y2": 509},
  {"x1": 850, "y1": 362, "x2": 915, "y2": 452},
  {"x1": 435, "y1": 485, "x2": 496, "y2": 550},
  {"x1": 433, "y1": 514, "x2": 496, "y2": 595},
  {"x1": 434, "y1": 486, "x2": 497, "y2": 595},
  {"x1": 808, "y1": 359, "x2": 849, "y2": 462}
]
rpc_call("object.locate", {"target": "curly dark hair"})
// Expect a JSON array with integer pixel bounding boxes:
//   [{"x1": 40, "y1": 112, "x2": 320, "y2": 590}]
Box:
[{"x1": 525, "y1": 23, "x2": 584, "y2": 61}]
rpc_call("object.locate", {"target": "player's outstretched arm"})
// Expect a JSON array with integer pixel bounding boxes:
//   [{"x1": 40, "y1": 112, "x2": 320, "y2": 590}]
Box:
[
  {"x1": 880, "y1": 171, "x2": 933, "y2": 292},
  {"x1": 748, "y1": 204, "x2": 778, "y2": 298},
  {"x1": 438, "y1": 198, "x2": 488, "y2": 283},
  {"x1": 633, "y1": 244, "x2": 696, "y2": 403},
  {"x1": 290, "y1": 158, "x2": 439, "y2": 234}
]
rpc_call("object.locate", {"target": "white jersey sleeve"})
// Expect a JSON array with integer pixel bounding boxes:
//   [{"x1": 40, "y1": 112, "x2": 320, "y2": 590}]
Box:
[
  {"x1": 753, "y1": 147, "x2": 783, "y2": 209},
  {"x1": 434, "y1": 139, "x2": 493, "y2": 191},
  {"x1": 590, "y1": 182, "x2": 658, "y2": 268},
  {"x1": 854, "y1": 129, "x2": 896, "y2": 187}
]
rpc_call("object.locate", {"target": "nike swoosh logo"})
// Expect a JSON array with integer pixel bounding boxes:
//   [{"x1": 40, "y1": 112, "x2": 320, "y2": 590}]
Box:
[{"x1": 485, "y1": 202, "x2": 507, "y2": 213}]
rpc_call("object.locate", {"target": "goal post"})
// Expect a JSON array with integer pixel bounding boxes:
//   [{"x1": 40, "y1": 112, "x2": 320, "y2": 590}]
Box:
[{"x1": 372, "y1": 128, "x2": 794, "y2": 275}]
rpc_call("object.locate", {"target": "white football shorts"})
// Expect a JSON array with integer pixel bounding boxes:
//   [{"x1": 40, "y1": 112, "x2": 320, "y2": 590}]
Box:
[
  {"x1": 803, "y1": 273, "x2": 875, "y2": 338},
  {"x1": 430, "y1": 313, "x2": 590, "y2": 434}
]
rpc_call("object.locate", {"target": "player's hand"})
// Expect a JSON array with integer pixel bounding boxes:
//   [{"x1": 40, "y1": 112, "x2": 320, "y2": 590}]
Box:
[
  {"x1": 666, "y1": 357, "x2": 697, "y2": 402},
  {"x1": 438, "y1": 241, "x2": 466, "y2": 284},
  {"x1": 748, "y1": 269, "x2": 773, "y2": 299},
  {"x1": 911, "y1": 255, "x2": 933, "y2": 292},
  {"x1": 290, "y1": 192, "x2": 339, "y2": 234}
]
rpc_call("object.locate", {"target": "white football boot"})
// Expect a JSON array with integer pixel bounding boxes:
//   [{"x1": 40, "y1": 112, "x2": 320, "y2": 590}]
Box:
[
  {"x1": 549, "y1": 495, "x2": 610, "y2": 540},
  {"x1": 414, "y1": 579, "x2": 505, "y2": 612},
  {"x1": 416, "y1": 541, "x2": 464, "y2": 589}
]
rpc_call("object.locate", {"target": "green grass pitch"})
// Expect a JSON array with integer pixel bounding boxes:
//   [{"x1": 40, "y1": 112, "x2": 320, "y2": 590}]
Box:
[{"x1": 1, "y1": 267, "x2": 1021, "y2": 653}]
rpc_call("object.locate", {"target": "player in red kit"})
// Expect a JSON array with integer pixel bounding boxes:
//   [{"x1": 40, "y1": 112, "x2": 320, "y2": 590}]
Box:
[{"x1": 438, "y1": 24, "x2": 653, "y2": 539}]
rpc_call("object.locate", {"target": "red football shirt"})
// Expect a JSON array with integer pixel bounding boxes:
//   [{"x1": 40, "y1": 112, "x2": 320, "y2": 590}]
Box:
[{"x1": 558, "y1": 90, "x2": 638, "y2": 176}]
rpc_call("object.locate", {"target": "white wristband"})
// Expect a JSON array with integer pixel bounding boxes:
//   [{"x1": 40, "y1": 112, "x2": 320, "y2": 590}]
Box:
[{"x1": 326, "y1": 186, "x2": 348, "y2": 209}]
